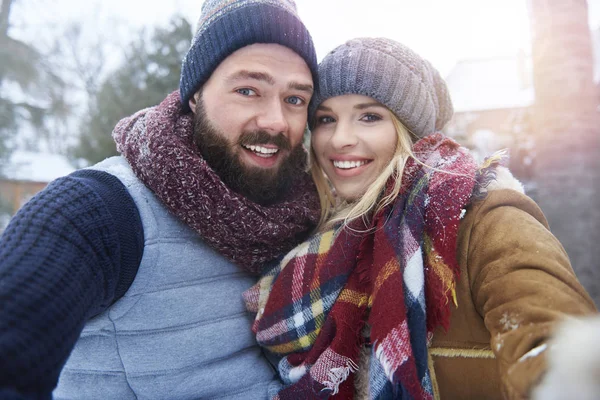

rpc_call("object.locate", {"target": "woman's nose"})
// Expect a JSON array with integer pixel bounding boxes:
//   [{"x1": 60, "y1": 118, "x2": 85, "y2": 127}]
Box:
[{"x1": 329, "y1": 121, "x2": 358, "y2": 150}]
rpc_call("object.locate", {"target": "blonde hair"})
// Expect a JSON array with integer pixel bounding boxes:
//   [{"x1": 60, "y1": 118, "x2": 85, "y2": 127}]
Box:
[{"x1": 311, "y1": 112, "x2": 417, "y2": 231}]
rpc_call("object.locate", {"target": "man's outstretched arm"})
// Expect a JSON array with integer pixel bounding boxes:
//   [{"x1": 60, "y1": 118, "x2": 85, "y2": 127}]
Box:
[{"x1": 0, "y1": 170, "x2": 144, "y2": 399}]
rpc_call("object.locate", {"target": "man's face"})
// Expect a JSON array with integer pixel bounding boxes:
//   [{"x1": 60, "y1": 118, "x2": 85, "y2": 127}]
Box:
[{"x1": 190, "y1": 43, "x2": 314, "y2": 205}]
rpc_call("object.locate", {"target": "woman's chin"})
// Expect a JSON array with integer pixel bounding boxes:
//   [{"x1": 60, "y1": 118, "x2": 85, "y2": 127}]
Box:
[{"x1": 333, "y1": 186, "x2": 367, "y2": 204}]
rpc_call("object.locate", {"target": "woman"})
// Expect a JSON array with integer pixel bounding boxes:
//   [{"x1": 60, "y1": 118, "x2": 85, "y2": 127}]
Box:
[{"x1": 244, "y1": 38, "x2": 596, "y2": 399}]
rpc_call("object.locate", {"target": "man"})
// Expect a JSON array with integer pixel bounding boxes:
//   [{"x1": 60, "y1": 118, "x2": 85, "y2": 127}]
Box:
[{"x1": 0, "y1": 1, "x2": 319, "y2": 398}]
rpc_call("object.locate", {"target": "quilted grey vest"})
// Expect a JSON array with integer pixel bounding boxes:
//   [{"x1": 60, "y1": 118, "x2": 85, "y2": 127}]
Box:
[{"x1": 54, "y1": 157, "x2": 275, "y2": 399}]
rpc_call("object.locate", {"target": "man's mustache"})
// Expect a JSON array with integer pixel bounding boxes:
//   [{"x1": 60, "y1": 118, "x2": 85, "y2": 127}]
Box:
[{"x1": 238, "y1": 130, "x2": 291, "y2": 152}]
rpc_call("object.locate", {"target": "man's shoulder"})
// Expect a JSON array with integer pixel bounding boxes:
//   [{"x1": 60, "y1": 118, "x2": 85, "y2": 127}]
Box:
[
  {"x1": 45, "y1": 166, "x2": 142, "y2": 234},
  {"x1": 68, "y1": 161, "x2": 134, "y2": 204}
]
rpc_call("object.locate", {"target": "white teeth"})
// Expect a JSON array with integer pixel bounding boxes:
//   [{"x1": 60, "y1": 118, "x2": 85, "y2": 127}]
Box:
[
  {"x1": 244, "y1": 144, "x2": 279, "y2": 156},
  {"x1": 333, "y1": 160, "x2": 368, "y2": 169}
]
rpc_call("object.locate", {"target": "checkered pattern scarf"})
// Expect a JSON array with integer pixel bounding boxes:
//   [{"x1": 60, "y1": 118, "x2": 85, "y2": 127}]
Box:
[{"x1": 245, "y1": 134, "x2": 481, "y2": 399}]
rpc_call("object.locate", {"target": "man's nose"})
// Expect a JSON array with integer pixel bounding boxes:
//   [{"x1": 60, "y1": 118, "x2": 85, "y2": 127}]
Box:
[{"x1": 256, "y1": 98, "x2": 289, "y2": 135}]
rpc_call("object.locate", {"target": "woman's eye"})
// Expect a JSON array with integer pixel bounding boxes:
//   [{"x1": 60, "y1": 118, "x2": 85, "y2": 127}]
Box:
[
  {"x1": 361, "y1": 113, "x2": 382, "y2": 122},
  {"x1": 316, "y1": 116, "x2": 336, "y2": 125},
  {"x1": 286, "y1": 96, "x2": 305, "y2": 106},
  {"x1": 236, "y1": 88, "x2": 257, "y2": 96}
]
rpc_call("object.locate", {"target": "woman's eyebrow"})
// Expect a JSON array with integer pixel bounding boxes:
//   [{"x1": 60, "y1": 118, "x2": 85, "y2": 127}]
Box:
[
  {"x1": 354, "y1": 102, "x2": 385, "y2": 110},
  {"x1": 317, "y1": 104, "x2": 333, "y2": 112}
]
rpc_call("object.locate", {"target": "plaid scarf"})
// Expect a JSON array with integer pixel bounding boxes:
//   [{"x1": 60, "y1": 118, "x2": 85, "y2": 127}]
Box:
[
  {"x1": 245, "y1": 134, "x2": 485, "y2": 399},
  {"x1": 112, "y1": 91, "x2": 320, "y2": 274}
]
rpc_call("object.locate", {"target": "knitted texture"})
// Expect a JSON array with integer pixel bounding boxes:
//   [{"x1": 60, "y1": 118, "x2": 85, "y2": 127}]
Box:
[
  {"x1": 112, "y1": 91, "x2": 320, "y2": 274},
  {"x1": 0, "y1": 170, "x2": 143, "y2": 398},
  {"x1": 309, "y1": 37, "x2": 453, "y2": 138},
  {"x1": 245, "y1": 134, "x2": 480, "y2": 399},
  {"x1": 179, "y1": 0, "x2": 318, "y2": 110}
]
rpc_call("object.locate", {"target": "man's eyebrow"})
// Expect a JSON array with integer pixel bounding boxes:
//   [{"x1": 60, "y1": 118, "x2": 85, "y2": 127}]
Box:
[
  {"x1": 354, "y1": 102, "x2": 385, "y2": 110},
  {"x1": 288, "y1": 82, "x2": 314, "y2": 95},
  {"x1": 227, "y1": 70, "x2": 275, "y2": 85}
]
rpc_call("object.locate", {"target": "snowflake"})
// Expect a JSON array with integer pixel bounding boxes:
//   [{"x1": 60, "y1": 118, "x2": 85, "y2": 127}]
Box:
[{"x1": 499, "y1": 312, "x2": 520, "y2": 332}]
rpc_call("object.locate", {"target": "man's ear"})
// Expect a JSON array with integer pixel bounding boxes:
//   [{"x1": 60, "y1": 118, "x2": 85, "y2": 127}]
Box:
[{"x1": 189, "y1": 92, "x2": 200, "y2": 114}]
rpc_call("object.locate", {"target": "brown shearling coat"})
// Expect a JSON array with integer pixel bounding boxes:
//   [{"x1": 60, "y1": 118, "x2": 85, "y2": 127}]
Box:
[{"x1": 428, "y1": 188, "x2": 597, "y2": 399}]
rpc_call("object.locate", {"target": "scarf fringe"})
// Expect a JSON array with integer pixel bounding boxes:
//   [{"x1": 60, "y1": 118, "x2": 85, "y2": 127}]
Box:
[
  {"x1": 472, "y1": 149, "x2": 509, "y2": 201},
  {"x1": 322, "y1": 359, "x2": 359, "y2": 395}
]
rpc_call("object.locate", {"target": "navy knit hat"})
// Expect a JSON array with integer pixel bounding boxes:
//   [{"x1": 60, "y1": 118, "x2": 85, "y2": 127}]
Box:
[
  {"x1": 309, "y1": 37, "x2": 453, "y2": 138},
  {"x1": 179, "y1": 0, "x2": 318, "y2": 111}
]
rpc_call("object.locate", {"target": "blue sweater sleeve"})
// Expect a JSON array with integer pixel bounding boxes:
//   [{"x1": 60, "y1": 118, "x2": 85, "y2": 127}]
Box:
[{"x1": 0, "y1": 169, "x2": 144, "y2": 399}]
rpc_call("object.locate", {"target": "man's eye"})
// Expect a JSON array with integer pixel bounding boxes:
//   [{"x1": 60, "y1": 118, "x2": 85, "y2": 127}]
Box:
[
  {"x1": 236, "y1": 88, "x2": 257, "y2": 96},
  {"x1": 286, "y1": 96, "x2": 305, "y2": 106}
]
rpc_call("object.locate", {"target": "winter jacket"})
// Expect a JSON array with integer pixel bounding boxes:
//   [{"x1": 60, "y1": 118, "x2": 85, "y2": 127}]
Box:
[
  {"x1": 427, "y1": 183, "x2": 595, "y2": 399},
  {"x1": 52, "y1": 157, "x2": 277, "y2": 399}
]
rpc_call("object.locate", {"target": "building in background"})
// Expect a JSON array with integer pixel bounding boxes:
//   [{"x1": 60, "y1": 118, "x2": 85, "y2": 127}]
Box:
[
  {"x1": 0, "y1": 151, "x2": 75, "y2": 232},
  {"x1": 444, "y1": 50, "x2": 536, "y2": 192},
  {"x1": 444, "y1": 26, "x2": 600, "y2": 197}
]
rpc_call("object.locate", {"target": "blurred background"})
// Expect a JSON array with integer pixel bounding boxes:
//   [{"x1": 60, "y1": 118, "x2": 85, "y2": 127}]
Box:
[{"x1": 1, "y1": 0, "x2": 599, "y2": 303}]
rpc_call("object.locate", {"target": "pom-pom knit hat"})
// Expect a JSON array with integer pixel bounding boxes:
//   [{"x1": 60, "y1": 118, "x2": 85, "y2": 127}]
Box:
[
  {"x1": 179, "y1": 0, "x2": 318, "y2": 111},
  {"x1": 309, "y1": 37, "x2": 453, "y2": 138}
]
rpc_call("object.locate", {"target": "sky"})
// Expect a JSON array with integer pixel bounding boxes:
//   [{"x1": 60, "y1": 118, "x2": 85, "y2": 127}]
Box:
[{"x1": 11, "y1": 0, "x2": 600, "y2": 77}]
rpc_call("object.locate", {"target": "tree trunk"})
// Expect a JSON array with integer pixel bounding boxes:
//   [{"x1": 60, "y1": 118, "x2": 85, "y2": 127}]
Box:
[
  {"x1": 0, "y1": 0, "x2": 15, "y2": 85},
  {"x1": 0, "y1": 0, "x2": 14, "y2": 37},
  {"x1": 528, "y1": 0, "x2": 600, "y2": 304}
]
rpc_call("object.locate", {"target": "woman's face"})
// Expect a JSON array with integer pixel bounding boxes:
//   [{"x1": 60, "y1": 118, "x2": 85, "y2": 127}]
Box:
[{"x1": 311, "y1": 94, "x2": 398, "y2": 201}]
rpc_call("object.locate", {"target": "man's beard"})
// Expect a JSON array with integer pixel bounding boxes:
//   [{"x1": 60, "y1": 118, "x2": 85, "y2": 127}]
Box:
[{"x1": 192, "y1": 99, "x2": 307, "y2": 206}]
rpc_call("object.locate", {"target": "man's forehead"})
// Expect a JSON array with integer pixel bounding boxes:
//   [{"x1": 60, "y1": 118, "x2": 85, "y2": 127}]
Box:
[{"x1": 216, "y1": 43, "x2": 312, "y2": 83}]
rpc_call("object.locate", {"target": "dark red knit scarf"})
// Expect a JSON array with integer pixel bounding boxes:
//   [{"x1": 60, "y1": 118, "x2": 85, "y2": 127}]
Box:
[{"x1": 112, "y1": 91, "x2": 320, "y2": 274}]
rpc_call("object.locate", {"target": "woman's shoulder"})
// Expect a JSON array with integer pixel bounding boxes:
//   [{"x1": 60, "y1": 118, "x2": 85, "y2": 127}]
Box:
[{"x1": 464, "y1": 166, "x2": 549, "y2": 230}]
